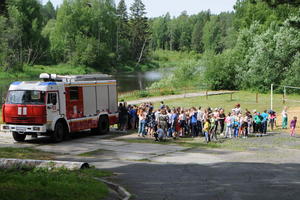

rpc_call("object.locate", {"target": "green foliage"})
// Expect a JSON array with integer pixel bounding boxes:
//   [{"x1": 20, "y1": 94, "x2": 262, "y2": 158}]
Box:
[
  {"x1": 40, "y1": 1, "x2": 56, "y2": 23},
  {"x1": 191, "y1": 22, "x2": 204, "y2": 53},
  {"x1": 0, "y1": 147, "x2": 55, "y2": 160},
  {"x1": 149, "y1": 10, "x2": 235, "y2": 54},
  {"x1": 0, "y1": 0, "x2": 153, "y2": 74},
  {"x1": 138, "y1": 90, "x2": 150, "y2": 98},
  {"x1": 0, "y1": 0, "x2": 299, "y2": 92},
  {"x1": 150, "y1": 50, "x2": 203, "y2": 89},
  {"x1": 159, "y1": 89, "x2": 175, "y2": 96},
  {"x1": 200, "y1": 2, "x2": 300, "y2": 92},
  {"x1": 0, "y1": 0, "x2": 45, "y2": 72},
  {"x1": 0, "y1": 168, "x2": 109, "y2": 200},
  {"x1": 130, "y1": 0, "x2": 149, "y2": 63},
  {"x1": 202, "y1": 50, "x2": 237, "y2": 90},
  {"x1": 0, "y1": 64, "x2": 96, "y2": 79},
  {"x1": 116, "y1": 0, "x2": 131, "y2": 63},
  {"x1": 48, "y1": 0, "x2": 117, "y2": 70}
]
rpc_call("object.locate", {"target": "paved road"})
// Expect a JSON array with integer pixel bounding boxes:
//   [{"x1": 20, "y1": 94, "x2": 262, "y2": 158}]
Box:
[
  {"x1": 110, "y1": 162, "x2": 300, "y2": 200},
  {"x1": 1, "y1": 131, "x2": 300, "y2": 200}
]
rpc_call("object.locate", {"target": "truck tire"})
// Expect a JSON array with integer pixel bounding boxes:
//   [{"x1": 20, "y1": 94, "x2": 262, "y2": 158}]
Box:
[
  {"x1": 12, "y1": 132, "x2": 26, "y2": 142},
  {"x1": 51, "y1": 122, "x2": 65, "y2": 142},
  {"x1": 95, "y1": 116, "x2": 109, "y2": 135}
]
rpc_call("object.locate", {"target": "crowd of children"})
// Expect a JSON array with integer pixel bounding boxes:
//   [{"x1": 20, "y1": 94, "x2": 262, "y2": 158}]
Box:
[{"x1": 118, "y1": 102, "x2": 297, "y2": 142}]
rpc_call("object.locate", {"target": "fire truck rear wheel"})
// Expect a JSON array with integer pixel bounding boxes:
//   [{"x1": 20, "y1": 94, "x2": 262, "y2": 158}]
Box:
[
  {"x1": 12, "y1": 132, "x2": 26, "y2": 142},
  {"x1": 98, "y1": 116, "x2": 109, "y2": 135},
  {"x1": 52, "y1": 122, "x2": 65, "y2": 142}
]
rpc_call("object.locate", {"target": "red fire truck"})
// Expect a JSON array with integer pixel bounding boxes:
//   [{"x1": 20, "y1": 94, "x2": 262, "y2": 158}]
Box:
[{"x1": 1, "y1": 73, "x2": 118, "y2": 142}]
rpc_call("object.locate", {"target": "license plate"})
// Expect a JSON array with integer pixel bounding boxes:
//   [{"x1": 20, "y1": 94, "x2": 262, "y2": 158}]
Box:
[{"x1": 16, "y1": 127, "x2": 26, "y2": 132}]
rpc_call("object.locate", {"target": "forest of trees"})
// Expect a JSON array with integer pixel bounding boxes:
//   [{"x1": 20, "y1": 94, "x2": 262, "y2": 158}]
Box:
[
  {"x1": 0, "y1": 0, "x2": 149, "y2": 72},
  {"x1": 0, "y1": 0, "x2": 300, "y2": 91},
  {"x1": 149, "y1": 0, "x2": 300, "y2": 92}
]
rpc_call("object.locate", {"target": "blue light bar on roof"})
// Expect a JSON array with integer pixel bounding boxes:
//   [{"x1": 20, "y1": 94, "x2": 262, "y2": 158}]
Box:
[
  {"x1": 39, "y1": 82, "x2": 57, "y2": 86},
  {"x1": 11, "y1": 81, "x2": 22, "y2": 85}
]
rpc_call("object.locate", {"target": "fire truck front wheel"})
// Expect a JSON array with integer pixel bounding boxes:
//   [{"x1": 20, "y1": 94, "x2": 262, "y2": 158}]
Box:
[
  {"x1": 51, "y1": 122, "x2": 65, "y2": 142},
  {"x1": 12, "y1": 132, "x2": 26, "y2": 142}
]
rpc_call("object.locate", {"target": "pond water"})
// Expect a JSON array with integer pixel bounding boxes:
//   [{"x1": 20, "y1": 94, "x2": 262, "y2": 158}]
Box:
[
  {"x1": 0, "y1": 70, "x2": 165, "y2": 101},
  {"x1": 113, "y1": 70, "x2": 164, "y2": 93}
]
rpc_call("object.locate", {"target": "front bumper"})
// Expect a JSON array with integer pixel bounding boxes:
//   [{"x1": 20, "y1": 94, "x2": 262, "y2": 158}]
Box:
[{"x1": 1, "y1": 124, "x2": 47, "y2": 133}]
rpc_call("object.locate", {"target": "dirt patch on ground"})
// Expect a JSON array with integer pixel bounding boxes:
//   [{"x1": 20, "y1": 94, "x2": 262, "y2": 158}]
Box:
[{"x1": 276, "y1": 106, "x2": 300, "y2": 133}]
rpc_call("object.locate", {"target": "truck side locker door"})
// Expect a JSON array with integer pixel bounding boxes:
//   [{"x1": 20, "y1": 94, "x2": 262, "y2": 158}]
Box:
[{"x1": 65, "y1": 87, "x2": 83, "y2": 132}]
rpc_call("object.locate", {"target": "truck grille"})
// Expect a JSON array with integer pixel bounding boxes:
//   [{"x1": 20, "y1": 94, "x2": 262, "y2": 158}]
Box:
[{"x1": 10, "y1": 116, "x2": 44, "y2": 124}]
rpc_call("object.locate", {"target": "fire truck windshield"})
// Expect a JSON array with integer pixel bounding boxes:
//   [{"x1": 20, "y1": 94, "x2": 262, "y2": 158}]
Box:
[{"x1": 6, "y1": 90, "x2": 46, "y2": 105}]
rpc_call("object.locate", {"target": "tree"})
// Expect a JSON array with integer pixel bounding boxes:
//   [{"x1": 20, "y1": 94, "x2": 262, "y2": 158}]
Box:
[
  {"x1": 116, "y1": 0, "x2": 130, "y2": 62},
  {"x1": 260, "y1": 0, "x2": 300, "y2": 7},
  {"x1": 0, "y1": 0, "x2": 6, "y2": 15},
  {"x1": 41, "y1": 1, "x2": 56, "y2": 24},
  {"x1": 202, "y1": 16, "x2": 222, "y2": 53},
  {"x1": 48, "y1": 0, "x2": 118, "y2": 70},
  {"x1": 149, "y1": 13, "x2": 170, "y2": 50},
  {"x1": 191, "y1": 22, "x2": 204, "y2": 53},
  {"x1": 0, "y1": 0, "x2": 46, "y2": 71},
  {"x1": 129, "y1": 0, "x2": 149, "y2": 64}
]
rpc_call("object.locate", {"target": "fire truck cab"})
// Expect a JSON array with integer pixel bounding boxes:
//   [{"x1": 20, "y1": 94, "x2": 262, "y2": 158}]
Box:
[{"x1": 1, "y1": 73, "x2": 118, "y2": 142}]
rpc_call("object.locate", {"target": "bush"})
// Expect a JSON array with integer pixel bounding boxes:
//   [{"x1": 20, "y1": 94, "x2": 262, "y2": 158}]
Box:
[
  {"x1": 138, "y1": 90, "x2": 150, "y2": 98},
  {"x1": 159, "y1": 89, "x2": 175, "y2": 96}
]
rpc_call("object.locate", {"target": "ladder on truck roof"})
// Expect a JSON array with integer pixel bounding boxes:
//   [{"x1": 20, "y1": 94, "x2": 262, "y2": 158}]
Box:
[{"x1": 39, "y1": 73, "x2": 112, "y2": 82}]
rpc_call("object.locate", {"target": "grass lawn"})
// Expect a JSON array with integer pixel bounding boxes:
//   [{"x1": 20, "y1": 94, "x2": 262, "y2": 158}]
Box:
[
  {"x1": 0, "y1": 168, "x2": 111, "y2": 200},
  {"x1": 117, "y1": 91, "x2": 300, "y2": 151},
  {"x1": 0, "y1": 147, "x2": 56, "y2": 160},
  {"x1": 78, "y1": 149, "x2": 113, "y2": 157},
  {"x1": 152, "y1": 90, "x2": 300, "y2": 130},
  {"x1": 117, "y1": 90, "x2": 300, "y2": 150},
  {"x1": 0, "y1": 147, "x2": 112, "y2": 200},
  {"x1": 151, "y1": 90, "x2": 299, "y2": 113}
]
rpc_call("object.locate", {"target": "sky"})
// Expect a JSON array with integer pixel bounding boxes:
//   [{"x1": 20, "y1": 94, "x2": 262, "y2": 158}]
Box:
[{"x1": 46, "y1": 0, "x2": 236, "y2": 18}]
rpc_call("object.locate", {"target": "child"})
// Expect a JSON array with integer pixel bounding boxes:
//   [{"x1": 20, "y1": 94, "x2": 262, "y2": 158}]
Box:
[
  {"x1": 233, "y1": 115, "x2": 240, "y2": 138},
  {"x1": 203, "y1": 118, "x2": 211, "y2": 143},
  {"x1": 225, "y1": 112, "x2": 232, "y2": 138},
  {"x1": 268, "y1": 110, "x2": 276, "y2": 131},
  {"x1": 242, "y1": 114, "x2": 249, "y2": 138},
  {"x1": 282, "y1": 107, "x2": 288, "y2": 129},
  {"x1": 290, "y1": 116, "x2": 297, "y2": 137},
  {"x1": 210, "y1": 115, "x2": 218, "y2": 140},
  {"x1": 155, "y1": 125, "x2": 165, "y2": 141}
]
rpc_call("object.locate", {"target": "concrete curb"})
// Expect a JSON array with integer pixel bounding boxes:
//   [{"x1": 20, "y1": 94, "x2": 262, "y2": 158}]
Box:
[
  {"x1": 0, "y1": 158, "x2": 89, "y2": 170},
  {"x1": 95, "y1": 177, "x2": 132, "y2": 200}
]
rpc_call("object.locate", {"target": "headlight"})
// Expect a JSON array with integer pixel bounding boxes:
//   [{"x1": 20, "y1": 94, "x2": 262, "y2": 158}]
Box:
[
  {"x1": 33, "y1": 127, "x2": 40, "y2": 131},
  {"x1": 2, "y1": 126, "x2": 9, "y2": 130}
]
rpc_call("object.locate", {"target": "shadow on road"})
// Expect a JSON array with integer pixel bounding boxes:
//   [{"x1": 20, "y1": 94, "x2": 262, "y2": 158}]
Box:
[{"x1": 108, "y1": 162, "x2": 300, "y2": 200}]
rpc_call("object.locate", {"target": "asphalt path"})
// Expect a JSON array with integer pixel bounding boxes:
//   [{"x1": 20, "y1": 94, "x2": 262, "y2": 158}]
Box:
[
  {"x1": 109, "y1": 162, "x2": 300, "y2": 200},
  {"x1": 1, "y1": 131, "x2": 300, "y2": 200}
]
